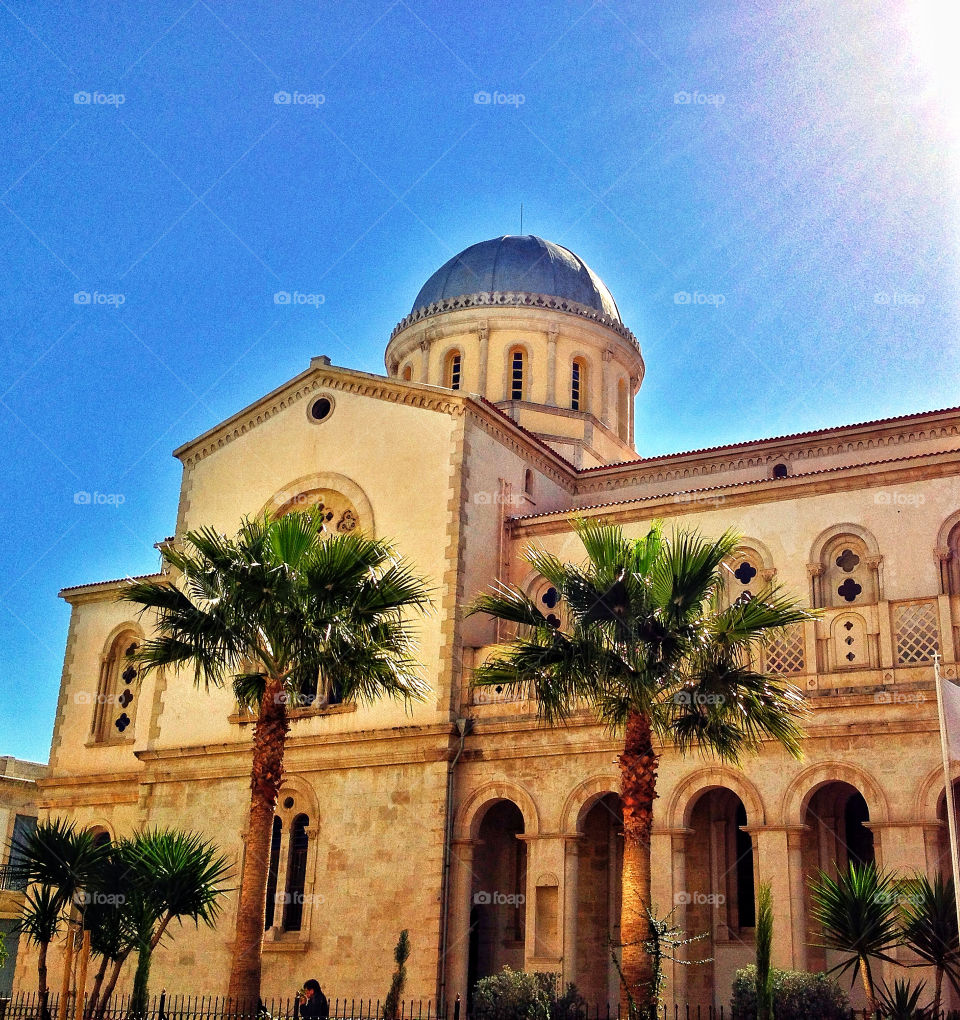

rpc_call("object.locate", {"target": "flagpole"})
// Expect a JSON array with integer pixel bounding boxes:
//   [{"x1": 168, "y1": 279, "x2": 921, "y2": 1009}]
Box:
[{"x1": 933, "y1": 652, "x2": 960, "y2": 939}]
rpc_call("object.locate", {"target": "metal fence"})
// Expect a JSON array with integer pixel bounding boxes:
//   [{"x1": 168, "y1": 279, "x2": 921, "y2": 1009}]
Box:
[{"x1": 2, "y1": 995, "x2": 959, "y2": 1020}]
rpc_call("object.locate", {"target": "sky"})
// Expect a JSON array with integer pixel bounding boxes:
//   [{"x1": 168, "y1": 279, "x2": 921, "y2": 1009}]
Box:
[{"x1": 1, "y1": 0, "x2": 958, "y2": 762}]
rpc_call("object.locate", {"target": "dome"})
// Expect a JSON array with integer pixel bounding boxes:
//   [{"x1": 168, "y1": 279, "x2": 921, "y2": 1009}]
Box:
[{"x1": 411, "y1": 235, "x2": 622, "y2": 323}]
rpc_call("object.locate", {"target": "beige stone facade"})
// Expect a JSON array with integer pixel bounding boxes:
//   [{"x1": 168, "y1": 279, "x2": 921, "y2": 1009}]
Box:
[{"x1": 20, "y1": 236, "x2": 960, "y2": 1011}]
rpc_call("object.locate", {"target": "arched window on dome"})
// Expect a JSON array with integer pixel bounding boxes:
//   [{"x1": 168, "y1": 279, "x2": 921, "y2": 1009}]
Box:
[
  {"x1": 617, "y1": 379, "x2": 628, "y2": 441},
  {"x1": 508, "y1": 347, "x2": 526, "y2": 401},
  {"x1": 571, "y1": 358, "x2": 587, "y2": 411},
  {"x1": 444, "y1": 349, "x2": 463, "y2": 391},
  {"x1": 401, "y1": 364, "x2": 412, "y2": 381}
]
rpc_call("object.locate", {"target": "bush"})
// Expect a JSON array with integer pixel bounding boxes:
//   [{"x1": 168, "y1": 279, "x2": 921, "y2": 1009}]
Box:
[
  {"x1": 472, "y1": 968, "x2": 584, "y2": 1020},
  {"x1": 731, "y1": 964, "x2": 849, "y2": 1020}
]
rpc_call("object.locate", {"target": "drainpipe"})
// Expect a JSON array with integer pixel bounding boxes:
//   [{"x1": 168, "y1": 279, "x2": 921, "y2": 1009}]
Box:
[{"x1": 438, "y1": 717, "x2": 470, "y2": 1014}]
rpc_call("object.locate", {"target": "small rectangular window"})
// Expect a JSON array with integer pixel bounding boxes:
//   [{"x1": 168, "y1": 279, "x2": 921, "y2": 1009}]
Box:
[{"x1": 511, "y1": 351, "x2": 524, "y2": 400}]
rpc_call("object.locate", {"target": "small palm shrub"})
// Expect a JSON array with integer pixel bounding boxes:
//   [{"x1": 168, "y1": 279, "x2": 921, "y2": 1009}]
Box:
[
  {"x1": 472, "y1": 968, "x2": 583, "y2": 1020},
  {"x1": 731, "y1": 965, "x2": 849, "y2": 1020}
]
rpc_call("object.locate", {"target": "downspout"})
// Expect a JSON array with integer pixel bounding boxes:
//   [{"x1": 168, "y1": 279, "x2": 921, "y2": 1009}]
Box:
[{"x1": 438, "y1": 716, "x2": 470, "y2": 1014}]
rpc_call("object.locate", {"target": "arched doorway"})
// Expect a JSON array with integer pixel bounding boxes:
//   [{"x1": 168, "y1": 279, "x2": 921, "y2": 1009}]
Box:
[
  {"x1": 802, "y1": 782, "x2": 875, "y2": 973},
  {"x1": 684, "y1": 788, "x2": 757, "y2": 1007},
  {"x1": 936, "y1": 780, "x2": 960, "y2": 876},
  {"x1": 468, "y1": 801, "x2": 527, "y2": 993},
  {"x1": 575, "y1": 793, "x2": 623, "y2": 1005}
]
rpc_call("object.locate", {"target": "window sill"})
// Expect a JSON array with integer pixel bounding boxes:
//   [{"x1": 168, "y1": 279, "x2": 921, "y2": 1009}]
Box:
[
  {"x1": 84, "y1": 737, "x2": 136, "y2": 748},
  {"x1": 229, "y1": 703, "x2": 357, "y2": 726}
]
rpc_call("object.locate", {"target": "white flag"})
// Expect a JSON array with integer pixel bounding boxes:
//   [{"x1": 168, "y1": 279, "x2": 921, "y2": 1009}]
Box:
[{"x1": 941, "y1": 677, "x2": 960, "y2": 761}]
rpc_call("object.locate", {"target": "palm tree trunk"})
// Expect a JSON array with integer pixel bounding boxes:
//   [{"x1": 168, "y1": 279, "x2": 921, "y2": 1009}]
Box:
[
  {"x1": 934, "y1": 964, "x2": 943, "y2": 1020},
  {"x1": 859, "y1": 957, "x2": 876, "y2": 1017},
  {"x1": 226, "y1": 673, "x2": 290, "y2": 1011},
  {"x1": 38, "y1": 940, "x2": 51, "y2": 1020},
  {"x1": 93, "y1": 948, "x2": 132, "y2": 1020},
  {"x1": 85, "y1": 957, "x2": 109, "y2": 1020},
  {"x1": 618, "y1": 711, "x2": 660, "y2": 1017},
  {"x1": 129, "y1": 943, "x2": 151, "y2": 1018}
]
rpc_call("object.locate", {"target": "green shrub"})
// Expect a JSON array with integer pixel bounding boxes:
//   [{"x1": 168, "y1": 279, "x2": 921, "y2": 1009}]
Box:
[
  {"x1": 472, "y1": 968, "x2": 584, "y2": 1020},
  {"x1": 731, "y1": 964, "x2": 849, "y2": 1020}
]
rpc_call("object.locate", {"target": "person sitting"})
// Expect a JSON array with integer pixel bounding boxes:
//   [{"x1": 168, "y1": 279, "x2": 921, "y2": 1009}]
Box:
[{"x1": 299, "y1": 979, "x2": 330, "y2": 1020}]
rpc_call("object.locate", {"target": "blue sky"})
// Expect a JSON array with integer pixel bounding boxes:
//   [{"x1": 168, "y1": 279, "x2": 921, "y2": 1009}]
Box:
[{"x1": 1, "y1": 1, "x2": 958, "y2": 762}]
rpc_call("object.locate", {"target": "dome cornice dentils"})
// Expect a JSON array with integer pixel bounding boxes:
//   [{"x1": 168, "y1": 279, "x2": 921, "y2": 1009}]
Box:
[{"x1": 389, "y1": 291, "x2": 640, "y2": 350}]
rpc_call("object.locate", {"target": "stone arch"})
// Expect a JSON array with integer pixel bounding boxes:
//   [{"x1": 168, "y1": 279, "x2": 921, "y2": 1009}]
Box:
[
  {"x1": 85, "y1": 820, "x2": 116, "y2": 842},
  {"x1": 561, "y1": 775, "x2": 620, "y2": 834},
  {"x1": 666, "y1": 766, "x2": 766, "y2": 830},
  {"x1": 936, "y1": 509, "x2": 960, "y2": 594},
  {"x1": 917, "y1": 761, "x2": 960, "y2": 822},
  {"x1": 276, "y1": 773, "x2": 320, "y2": 824},
  {"x1": 781, "y1": 761, "x2": 890, "y2": 826},
  {"x1": 455, "y1": 780, "x2": 540, "y2": 840},
  {"x1": 810, "y1": 522, "x2": 881, "y2": 564},
  {"x1": 100, "y1": 620, "x2": 145, "y2": 658},
  {"x1": 259, "y1": 471, "x2": 375, "y2": 535}
]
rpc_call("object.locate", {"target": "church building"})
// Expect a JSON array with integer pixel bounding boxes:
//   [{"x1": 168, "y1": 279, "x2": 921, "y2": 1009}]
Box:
[{"x1": 26, "y1": 235, "x2": 960, "y2": 1011}]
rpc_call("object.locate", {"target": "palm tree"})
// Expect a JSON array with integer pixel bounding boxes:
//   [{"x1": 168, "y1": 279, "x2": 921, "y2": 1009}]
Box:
[
  {"x1": 10, "y1": 818, "x2": 109, "y2": 1017},
  {"x1": 899, "y1": 872, "x2": 960, "y2": 1019},
  {"x1": 121, "y1": 509, "x2": 431, "y2": 1009},
  {"x1": 12, "y1": 884, "x2": 64, "y2": 1020},
  {"x1": 809, "y1": 861, "x2": 903, "y2": 1015},
  {"x1": 90, "y1": 829, "x2": 231, "y2": 1019},
  {"x1": 83, "y1": 846, "x2": 135, "y2": 1020},
  {"x1": 470, "y1": 519, "x2": 812, "y2": 1013}
]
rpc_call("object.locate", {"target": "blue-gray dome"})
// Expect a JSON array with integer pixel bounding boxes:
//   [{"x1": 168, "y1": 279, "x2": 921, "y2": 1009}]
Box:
[{"x1": 411, "y1": 235, "x2": 622, "y2": 323}]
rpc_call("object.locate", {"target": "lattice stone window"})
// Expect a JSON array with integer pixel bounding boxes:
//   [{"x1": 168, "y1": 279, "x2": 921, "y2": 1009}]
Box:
[
  {"x1": 894, "y1": 601, "x2": 941, "y2": 665},
  {"x1": 764, "y1": 625, "x2": 806, "y2": 675}
]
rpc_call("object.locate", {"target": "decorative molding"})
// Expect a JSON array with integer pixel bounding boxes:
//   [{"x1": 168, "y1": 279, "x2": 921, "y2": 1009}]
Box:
[{"x1": 390, "y1": 291, "x2": 640, "y2": 348}]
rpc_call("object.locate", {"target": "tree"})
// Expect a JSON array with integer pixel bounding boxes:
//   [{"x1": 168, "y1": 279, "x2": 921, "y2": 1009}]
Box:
[
  {"x1": 9, "y1": 818, "x2": 108, "y2": 1020},
  {"x1": 755, "y1": 883, "x2": 774, "y2": 1020},
  {"x1": 470, "y1": 520, "x2": 811, "y2": 1014},
  {"x1": 899, "y1": 872, "x2": 960, "y2": 1019},
  {"x1": 12, "y1": 884, "x2": 63, "y2": 1020},
  {"x1": 96, "y1": 829, "x2": 231, "y2": 1019},
  {"x1": 121, "y1": 509, "x2": 431, "y2": 1009},
  {"x1": 809, "y1": 861, "x2": 902, "y2": 1015},
  {"x1": 383, "y1": 929, "x2": 410, "y2": 1020}
]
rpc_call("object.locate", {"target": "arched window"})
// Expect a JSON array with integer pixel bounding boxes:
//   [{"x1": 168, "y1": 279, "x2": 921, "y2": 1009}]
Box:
[
  {"x1": 508, "y1": 348, "x2": 525, "y2": 401},
  {"x1": 945, "y1": 519, "x2": 960, "y2": 595},
  {"x1": 617, "y1": 379, "x2": 628, "y2": 441},
  {"x1": 523, "y1": 469, "x2": 534, "y2": 500},
  {"x1": 820, "y1": 534, "x2": 878, "y2": 608},
  {"x1": 264, "y1": 816, "x2": 282, "y2": 931},
  {"x1": 283, "y1": 814, "x2": 310, "y2": 931},
  {"x1": 401, "y1": 364, "x2": 412, "y2": 381},
  {"x1": 721, "y1": 549, "x2": 764, "y2": 609},
  {"x1": 92, "y1": 632, "x2": 139, "y2": 743},
  {"x1": 445, "y1": 350, "x2": 463, "y2": 391},
  {"x1": 571, "y1": 358, "x2": 587, "y2": 411}
]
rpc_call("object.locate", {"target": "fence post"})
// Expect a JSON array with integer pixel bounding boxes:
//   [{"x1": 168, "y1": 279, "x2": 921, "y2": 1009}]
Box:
[{"x1": 453, "y1": 996, "x2": 460, "y2": 1020}]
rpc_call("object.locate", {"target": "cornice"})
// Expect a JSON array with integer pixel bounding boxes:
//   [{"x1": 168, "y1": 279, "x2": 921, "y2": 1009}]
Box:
[
  {"x1": 389, "y1": 291, "x2": 640, "y2": 349},
  {"x1": 513, "y1": 447, "x2": 960, "y2": 535}
]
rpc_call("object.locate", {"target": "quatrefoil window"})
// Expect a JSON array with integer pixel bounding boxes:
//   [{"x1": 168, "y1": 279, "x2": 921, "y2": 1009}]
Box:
[
  {"x1": 734, "y1": 561, "x2": 757, "y2": 585},
  {"x1": 837, "y1": 578, "x2": 862, "y2": 602},
  {"x1": 114, "y1": 713, "x2": 131, "y2": 733},
  {"x1": 118, "y1": 689, "x2": 133, "y2": 708},
  {"x1": 545, "y1": 613, "x2": 561, "y2": 629},
  {"x1": 541, "y1": 587, "x2": 559, "y2": 609},
  {"x1": 122, "y1": 665, "x2": 136, "y2": 684},
  {"x1": 836, "y1": 549, "x2": 861, "y2": 572}
]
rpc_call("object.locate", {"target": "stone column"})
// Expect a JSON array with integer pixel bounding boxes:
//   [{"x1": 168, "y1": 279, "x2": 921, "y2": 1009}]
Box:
[
  {"x1": 786, "y1": 827, "x2": 809, "y2": 971},
  {"x1": 545, "y1": 326, "x2": 559, "y2": 406},
  {"x1": 938, "y1": 593, "x2": 955, "y2": 662},
  {"x1": 600, "y1": 349, "x2": 613, "y2": 426},
  {"x1": 419, "y1": 336, "x2": 430, "y2": 383},
  {"x1": 561, "y1": 836, "x2": 581, "y2": 988},
  {"x1": 477, "y1": 321, "x2": 489, "y2": 396},
  {"x1": 268, "y1": 823, "x2": 291, "y2": 936},
  {"x1": 749, "y1": 825, "x2": 804, "y2": 970},
  {"x1": 710, "y1": 817, "x2": 730, "y2": 941},
  {"x1": 923, "y1": 821, "x2": 946, "y2": 878},
  {"x1": 651, "y1": 827, "x2": 690, "y2": 1003},
  {"x1": 446, "y1": 838, "x2": 476, "y2": 1008},
  {"x1": 628, "y1": 376, "x2": 639, "y2": 446}
]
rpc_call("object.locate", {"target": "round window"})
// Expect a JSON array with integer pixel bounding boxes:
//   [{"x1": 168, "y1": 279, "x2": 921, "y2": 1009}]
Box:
[{"x1": 307, "y1": 395, "x2": 334, "y2": 423}]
